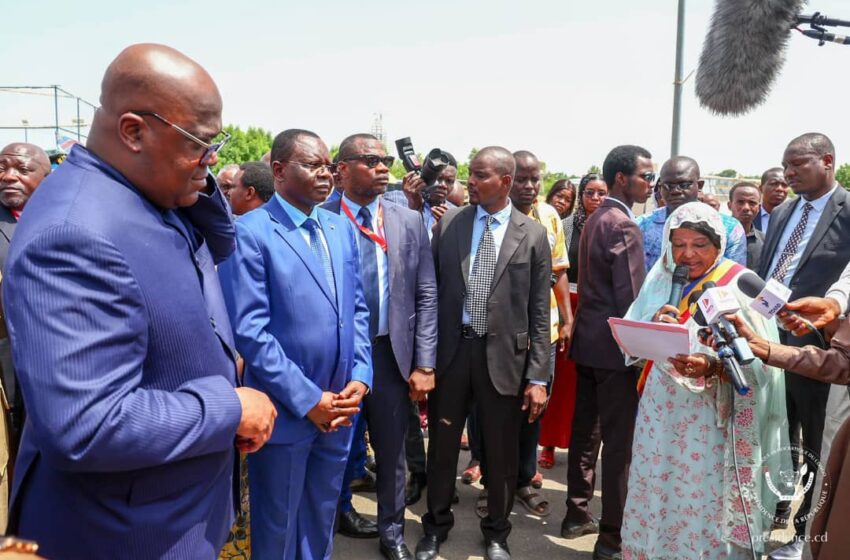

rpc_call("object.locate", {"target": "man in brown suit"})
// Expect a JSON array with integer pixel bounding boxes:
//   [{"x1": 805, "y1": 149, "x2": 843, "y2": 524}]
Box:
[
  {"x1": 564, "y1": 145, "x2": 653, "y2": 560},
  {"x1": 416, "y1": 146, "x2": 551, "y2": 560}
]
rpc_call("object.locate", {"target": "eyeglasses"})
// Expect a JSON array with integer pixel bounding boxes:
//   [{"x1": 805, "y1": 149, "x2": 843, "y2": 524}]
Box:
[
  {"x1": 583, "y1": 189, "x2": 607, "y2": 199},
  {"x1": 130, "y1": 111, "x2": 230, "y2": 166},
  {"x1": 342, "y1": 154, "x2": 395, "y2": 169},
  {"x1": 661, "y1": 181, "x2": 695, "y2": 192},
  {"x1": 637, "y1": 172, "x2": 657, "y2": 183},
  {"x1": 279, "y1": 160, "x2": 336, "y2": 174}
]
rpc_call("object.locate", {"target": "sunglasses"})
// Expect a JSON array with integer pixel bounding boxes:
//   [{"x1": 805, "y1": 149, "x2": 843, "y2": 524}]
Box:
[
  {"x1": 342, "y1": 154, "x2": 395, "y2": 169},
  {"x1": 661, "y1": 181, "x2": 695, "y2": 192},
  {"x1": 131, "y1": 110, "x2": 230, "y2": 166},
  {"x1": 637, "y1": 172, "x2": 657, "y2": 183}
]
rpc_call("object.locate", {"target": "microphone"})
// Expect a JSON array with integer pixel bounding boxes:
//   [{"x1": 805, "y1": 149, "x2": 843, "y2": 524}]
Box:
[
  {"x1": 695, "y1": 0, "x2": 806, "y2": 115},
  {"x1": 701, "y1": 282, "x2": 756, "y2": 365},
  {"x1": 736, "y1": 271, "x2": 819, "y2": 329},
  {"x1": 665, "y1": 265, "x2": 690, "y2": 317},
  {"x1": 690, "y1": 297, "x2": 750, "y2": 396}
]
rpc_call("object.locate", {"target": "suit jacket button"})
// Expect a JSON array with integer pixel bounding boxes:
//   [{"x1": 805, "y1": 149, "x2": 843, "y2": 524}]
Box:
[{"x1": 339, "y1": 322, "x2": 344, "y2": 328}]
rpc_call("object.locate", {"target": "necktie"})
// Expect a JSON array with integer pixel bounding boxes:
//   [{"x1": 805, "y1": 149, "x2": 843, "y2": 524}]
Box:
[
  {"x1": 466, "y1": 215, "x2": 497, "y2": 336},
  {"x1": 770, "y1": 202, "x2": 814, "y2": 284},
  {"x1": 303, "y1": 219, "x2": 336, "y2": 301},
  {"x1": 358, "y1": 206, "x2": 380, "y2": 340}
]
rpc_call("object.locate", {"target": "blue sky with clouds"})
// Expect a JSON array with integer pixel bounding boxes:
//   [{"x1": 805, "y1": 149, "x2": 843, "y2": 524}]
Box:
[{"x1": 2, "y1": 0, "x2": 848, "y2": 175}]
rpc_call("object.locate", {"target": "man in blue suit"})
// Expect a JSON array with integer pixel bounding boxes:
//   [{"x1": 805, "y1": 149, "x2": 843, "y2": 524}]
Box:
[
  {"x1": 325, "y1": 133, "x2": 438, "y2": 559},
  {"x1": 2, "y1": 44, "x2": 278, "y2": 559},
  {"x1": 219, "y1": 129, "x2": 373, "y2": 560}
]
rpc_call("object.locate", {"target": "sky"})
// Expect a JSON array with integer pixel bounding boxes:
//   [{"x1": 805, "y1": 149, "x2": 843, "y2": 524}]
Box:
[{"x1": 1, "y1": 0, "x2": 848, "y2": 176}]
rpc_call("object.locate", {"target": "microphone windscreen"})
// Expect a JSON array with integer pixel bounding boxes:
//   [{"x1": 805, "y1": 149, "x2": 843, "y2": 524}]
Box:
[
  {"x1": 672, "y1": 265, "x2": 690, "y2": 286},
  {"x1": 688, "y1": 289, "x2": 706, "y2": 325},
  {"x1": 737, "y1": 271, "x2": 766, "y2": 298},
  {"x1": 696, "y1": 0, "x2": 805, "y2": 115}
]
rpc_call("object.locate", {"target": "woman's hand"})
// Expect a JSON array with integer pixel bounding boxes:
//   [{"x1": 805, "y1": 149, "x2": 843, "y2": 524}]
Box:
[
  {"x1": 668, "y1": 352, "x2": 713, "y2": 378},
  {"x1": 652, "y1": 304, "x2": 681, "y2": 324}
]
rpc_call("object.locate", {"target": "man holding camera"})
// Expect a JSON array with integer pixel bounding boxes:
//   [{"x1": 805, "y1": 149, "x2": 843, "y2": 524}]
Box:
[{"x1": 383, "y1": 151, "x2": 458, "y2": 239}]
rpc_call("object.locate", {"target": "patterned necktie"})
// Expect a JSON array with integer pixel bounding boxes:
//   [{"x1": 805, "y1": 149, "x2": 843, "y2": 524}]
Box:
[
  {"x1": 303, "y1": 218, "x2": 336, "y2": 301},
  {"x1": 358, "y1": 206, "x2": 380, "y2": 340},
  {"x1": 466, "y1": 215, "x2": 497, "y2": 336},
  {"x1": 770, "y1": 202, "x2": 814, "y2": 283}
]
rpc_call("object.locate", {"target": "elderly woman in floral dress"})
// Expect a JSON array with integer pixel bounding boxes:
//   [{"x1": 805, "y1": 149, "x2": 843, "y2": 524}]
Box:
[{"x1": 621, "y1": 202, "x2": 790, "y2": 559}]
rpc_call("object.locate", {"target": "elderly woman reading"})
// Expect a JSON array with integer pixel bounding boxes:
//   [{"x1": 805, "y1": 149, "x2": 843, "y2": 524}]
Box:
[{"x1": 620, "y1": 202, "x2": 790, "y2": 559}]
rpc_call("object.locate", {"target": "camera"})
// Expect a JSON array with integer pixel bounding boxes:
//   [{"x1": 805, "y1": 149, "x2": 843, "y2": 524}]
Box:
[{"x1": 394, "y1": 137, "x2": 451, "y2": 202}]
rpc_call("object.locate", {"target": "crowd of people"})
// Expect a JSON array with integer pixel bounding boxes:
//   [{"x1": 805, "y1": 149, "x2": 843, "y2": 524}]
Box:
[{"x1": 0, "y1": 43, "x2": 849, "y2": 560}]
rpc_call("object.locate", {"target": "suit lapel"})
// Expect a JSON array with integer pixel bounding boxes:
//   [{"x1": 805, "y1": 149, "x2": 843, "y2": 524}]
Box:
[
  {"x1": 760, "y1": 200, "x2": 797, "y2": 277},
  {"x1": 796, "y1": 188, "x2": 846, "y2": 274},
  {"x1": 456, "y1": 206, "x2": 476, "y2": 288},
  {"x1": 382, "y1": 200, "x2": 401, "y2": 292},
  {"x1": 318, "y1": 209, "x2": 343, "y2": 312},
  {"x1": 490, "y1": 208, "x2": 527, "y2": 292},
  {"x1": 265, "y1": 198, "x2": 338, "y2": 310}
]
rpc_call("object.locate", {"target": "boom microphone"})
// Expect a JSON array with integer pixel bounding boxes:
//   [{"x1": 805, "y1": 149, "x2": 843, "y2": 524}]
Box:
[{"x1": 696, "y1": 0, "x2": 806, "y2": 115}]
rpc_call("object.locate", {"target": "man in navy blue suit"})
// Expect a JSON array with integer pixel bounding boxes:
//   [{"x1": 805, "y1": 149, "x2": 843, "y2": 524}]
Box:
[
  {"x1": 219, "y1": 129, "x2": 373, "y2": 559},
  {"x1": 2, "y1": 44, "x2": 278, "y2": 559},
  {"x1": 325, "y1": 133, "x2": 438, "y2": 559}
]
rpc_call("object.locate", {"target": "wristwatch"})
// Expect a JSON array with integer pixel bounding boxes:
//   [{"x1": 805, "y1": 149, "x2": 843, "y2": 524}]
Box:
[{"x1": 417, "y1": 367, "x2": 435, "y2": 375}]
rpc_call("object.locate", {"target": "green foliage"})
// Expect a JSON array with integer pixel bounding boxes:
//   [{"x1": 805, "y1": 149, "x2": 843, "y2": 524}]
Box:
[
  {"x1": 837, "y1": 163, "x2": 850, "y2": 189},
  {"x1": 213, "y1": 125, "x2": 273, "y2": 172},
  {"x1": 715, "y1": 169, "x2": 738, "y2": 178},
  {"x1": 587, "y1": 165, "x2": 601, "y2": 175}
]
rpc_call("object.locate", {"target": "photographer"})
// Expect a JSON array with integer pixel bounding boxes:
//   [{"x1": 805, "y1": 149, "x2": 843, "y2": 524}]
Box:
[{"x1": 384, "y1": 152, "x2": 458, "y2": 239}]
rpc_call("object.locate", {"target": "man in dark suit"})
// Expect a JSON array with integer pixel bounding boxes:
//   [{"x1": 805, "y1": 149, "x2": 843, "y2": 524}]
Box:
[
  {"x1": 219, "y1": 128, "x2": 373, "y2": 560},
  {"x1": 757, "y1": 133, "x2": 850, "y2": 560},
  {"x1": 754, "y1": 167, "x2": 790, "y2": 233},
  {"x1": 325, "y1": 133, "x2": 438, "y2": 560},
  {"x1": 416, "y1": 146, "x2": 551, "y2": 560},
  {"x1": 565, "y1": 145, "x2": 653, "y2": 560},
  {"x1": 3, "y1": 44, "x2": 278, "y2": 558}
]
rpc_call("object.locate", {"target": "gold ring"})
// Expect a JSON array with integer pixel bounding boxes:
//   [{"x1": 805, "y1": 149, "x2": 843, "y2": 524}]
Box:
[{"x1": 685, "y1": 364, "x2": 695, "y2": 375}]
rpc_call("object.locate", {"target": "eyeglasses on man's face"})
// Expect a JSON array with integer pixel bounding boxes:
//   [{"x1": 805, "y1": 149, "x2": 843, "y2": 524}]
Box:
[
  {"x1": 130, "y1": 110, "x2": 230, "y2": 166},
  {"x1": 661, "y1": 181, "x2": 695, "y2": 192},
  {"x1": 279, "y1": 160, "x2": 337, "y2": 175},
  {"x1": 342, "y1": 154, "x2": 395, "y2": 169}
]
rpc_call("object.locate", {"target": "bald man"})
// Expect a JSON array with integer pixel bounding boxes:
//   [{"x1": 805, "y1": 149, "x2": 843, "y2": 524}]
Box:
[
  {"x1": 636, "y1": 156, "x2": 746, "y2": 271},
  {"x1": 416, "y1": 147, "x2": 551, "y2": 560},
  {"x1": 2, "y1": 44, "x2": 276, "y2": 559},
  {"x1": 217, "y1": 162, "x2": 240, "y2": 202}
]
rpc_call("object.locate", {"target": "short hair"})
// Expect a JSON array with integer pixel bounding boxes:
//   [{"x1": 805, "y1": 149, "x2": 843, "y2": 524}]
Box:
[
  {"x1": 729, "y1": 181, "x2": 760, "y2": 201},
  {"x1": 660, "y1": 155, "x2": 700, "y2": 180},
  {"x1": 787, "y1": 132, "x2": 835, "y2": 158},
  {"x1": 338, "y1": 133, "x2": 379, "y2": 161},
  {"x1": 239, "y1": 161, "x2": 275, "y2": 202},
  {"x1": 475, "y1": 146, "x2": 515, "y2": 178},
  {"x1": 271, "y1": 129, "x2": 319, "y2": 163},
  {"x1": 442, "y1": 151, "x2": 457, "y2": 169},
  {"x1": 513, "y1": 150, "x2": 538, "y2": 164},
  {"x1": 602, "y1": 145, "x2": 652, "y2": 188},
  {"x1": 760, "y1": 167, "x2": 784, "y2": 185}
]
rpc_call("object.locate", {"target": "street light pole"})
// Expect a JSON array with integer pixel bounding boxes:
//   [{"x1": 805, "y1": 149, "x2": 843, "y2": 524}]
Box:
[{"x1": 671, "y1": 0, "x2": 686, "y2": 156}]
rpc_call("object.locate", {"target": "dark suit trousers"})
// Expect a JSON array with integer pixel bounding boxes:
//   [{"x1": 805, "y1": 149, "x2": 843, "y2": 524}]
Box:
[
  {"x1": 406, "y1": 401, "x2": 426, "y2": 476},
  {"x1": 423, "y1": 337, "x2": 522, "y2": 544},
  {"x1": 363, "y1": 336, "x2": 410, "y2": 548},
  {"x1": 566, "y1": 364, "x2": 638, "y2": 551},
  {"x1": 777, "y1": 371, "x2": 831, "y2": 535}
]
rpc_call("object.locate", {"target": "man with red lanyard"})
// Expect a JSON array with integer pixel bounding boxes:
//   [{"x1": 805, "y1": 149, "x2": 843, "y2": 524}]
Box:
[{"x1": 323, "y1": 133, "x2": 438, "y2": 560}]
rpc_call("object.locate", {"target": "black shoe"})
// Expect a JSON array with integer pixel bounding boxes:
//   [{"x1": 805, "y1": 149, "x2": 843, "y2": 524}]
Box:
[
  {"x1": 380, "y1": 541, "x2": 413, "y2": 560},
  {"x1": 414, "y1": 534, "x2": 441, "y2": 560},
  {"x1": 452, "y1": 485, "x2": 459, "y2": 505},
  {"x1": 485, "y1": 541, "x2": 511, "y2": 560},
  {"x1": 560, "y1": 516, "x2": 599, "y2": 539},
  {"x1": 350, "y1": 471, "x2": 378, "y2": 493},
  {"x1": 366, "y1": 453, "x2": 377, "y2": 474},
  {"x1": 592, "y1": 542, "x2": 623, "y2": 560},
  {"x1": 338, "y1": 509, "x2": 379, "y2": 539},
  {"x1": 405, "y1": 473, "x2": 426, "y2": 506}
]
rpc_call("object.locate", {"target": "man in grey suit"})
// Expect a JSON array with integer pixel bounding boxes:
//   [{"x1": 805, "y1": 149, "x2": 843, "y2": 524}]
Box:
[
  {"x1": 565, "y1": 145, "x2": 653, "y2": 560},
  {"x1": 416, "y1": 146, "x2": 551, "y2": 560},
  {"x1": 324, "y1": 133, "x2": 438, "y2": 560},
  {"x1": 757, "y1": 133, "x2": 850, "y2": 560}
]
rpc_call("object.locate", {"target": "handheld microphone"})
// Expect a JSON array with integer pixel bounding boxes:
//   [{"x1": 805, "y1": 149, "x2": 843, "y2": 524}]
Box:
[
  {"x1": 695, "y1": 0, "x2": 806, "y2": 115},
  {"x1": 701, "y1": 281, "x2": 756, "y2": 365},
  {"x1": 736, "y1": 271, "x2": 821, "y2": 337},
  {"x1": 665, "y1": 265, "x2": 690, "y2": 317},
  {"x1": 690, "y1": 297, "x2": 750, "y2": 396}
]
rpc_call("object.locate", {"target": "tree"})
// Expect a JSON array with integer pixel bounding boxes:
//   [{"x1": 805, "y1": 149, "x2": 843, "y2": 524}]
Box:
[
  {"x1": 715, "y1": 169, "x2": 738, "y2": 178},
  {"x1": 588, "y1": 165, "x2": 601, "y2": 175},
  {"x1": 212, "y1": 125, "x2": 273, "y2": 173},
  {"x1": 837, "y1": 163, "x2": 850, "y2": 189}
]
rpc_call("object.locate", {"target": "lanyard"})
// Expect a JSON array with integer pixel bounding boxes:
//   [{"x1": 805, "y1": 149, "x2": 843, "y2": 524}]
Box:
[{"x1": 341, "y1": 199, "x2": 388, "y2": 253}]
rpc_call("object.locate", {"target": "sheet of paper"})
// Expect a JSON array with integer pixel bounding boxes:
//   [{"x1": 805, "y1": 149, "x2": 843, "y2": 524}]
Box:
[{"x1": 608, "y1": 317, "x2": 691, "y2": 364}]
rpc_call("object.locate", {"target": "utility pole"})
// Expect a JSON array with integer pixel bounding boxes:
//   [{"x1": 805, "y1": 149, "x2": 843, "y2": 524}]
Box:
[{"x1": 671, "y1": 0, "x2": 686, "y2": 156}]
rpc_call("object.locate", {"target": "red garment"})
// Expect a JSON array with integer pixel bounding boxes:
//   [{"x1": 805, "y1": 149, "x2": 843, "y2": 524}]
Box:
[
  {"x1": 539, "y1": 292, "x2": 578, "y2": 449},
  {"x1": 10, "y1": 208, "x2": 21, "y2": 221}
]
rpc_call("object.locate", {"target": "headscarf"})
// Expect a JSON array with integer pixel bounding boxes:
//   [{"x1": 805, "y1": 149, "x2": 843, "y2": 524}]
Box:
[{"x1": 624, "y1": 201, "x2": 790, "y2": 552}]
